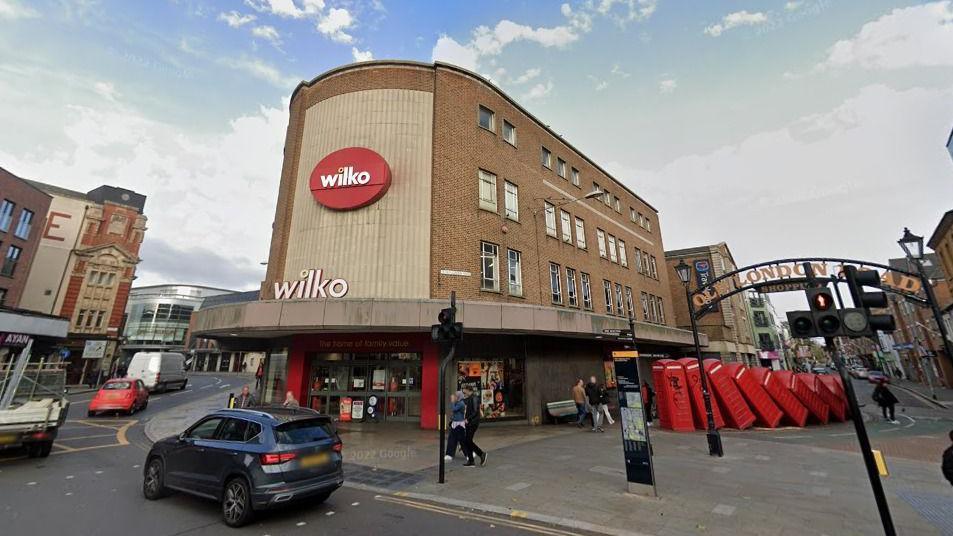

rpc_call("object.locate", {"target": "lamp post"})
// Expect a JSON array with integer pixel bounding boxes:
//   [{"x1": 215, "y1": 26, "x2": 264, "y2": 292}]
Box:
[
  {"x1": 674, "y1": 260, "x2": 723, "y2": 457},
  {"x1": 898, "y1": 227, "x2": 953, "y2": 388}
]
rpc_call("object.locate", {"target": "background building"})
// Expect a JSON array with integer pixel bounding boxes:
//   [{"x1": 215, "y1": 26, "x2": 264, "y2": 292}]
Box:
[
  {"x1": 0, "y1": 167, "x2": 51, "y2": 308},
  {"x1": 665, "y1": 243, "x2": 757, "y2": 365},
  {"x1": 193, "y1": 61, "x2": 698, "y2": 429},
  {"x1": 19, "y1": 181, "x2": 146, "y2": 385},
  {"x1": 184, "y1": 289, "x2": 263, "y2": 373},
  {"x1": 747, "y1": 290, "x2": 785, "y2": 369}
]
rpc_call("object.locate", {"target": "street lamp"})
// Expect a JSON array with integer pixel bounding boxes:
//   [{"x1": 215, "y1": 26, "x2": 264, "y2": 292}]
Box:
[
  {"x1": 898, "y1": 227, "x2": 953, "y2": 391},
  {"x1": 674, "y1": 259, "x2": 724, "y2": 457}
]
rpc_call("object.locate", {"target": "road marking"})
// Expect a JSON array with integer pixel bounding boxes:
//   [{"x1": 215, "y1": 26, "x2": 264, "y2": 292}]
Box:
[
  {"x1": 773, "y1": 435, "x2": 809, "y2": 439},
  {"x1": 506, "y1": 482, "x2": 532, "y2": 491},
  {"x1": 754, "y1": 455, "x2": 770, "y2": 461},
  {"x1": 52, "y1": 443, "x2": 77, "y2": 452},
  {"x1": 171, "y1": 390, "x2": 191, "y2": 396},
  {"x1": 95, "y1": 470, "x2": 103, "y2": 474},
  {"x1": 828, "y1": 433, "x2": 855, "y2": 437},
  {"x1": 296, "y1": 521, "x2": 306, "y2": 527},
  {"x1": 26, "y1": 481, "x2": 36, "y2": 486},
  {"x1": 57, "y1": 433, "x2": 118, "y2": 441},
  {"x1": 810, "y1": 471, "x2": 828, "y2": 478},
  {"x1": 901, "y1": 415, "x2": 916, "y2": 429},
  {"x1": 201, "y1": 385, "x2": 213, "y2": 389},
  {"x1": 712, "y1": 504, "x2": 735, "y2": 516},
  {"x1": 376, "y1": 495, "x2": 580, "y2": 536},
  {"x1": 219, "y1": 384, "x2": 231, "y2": 389},
  {"x1": 325, "y1": 511, "x2": 335, "y2": 516},
  {"x1": 351, "y1": 502, "x2": 360, "y2": 506},
  {"x1": 65, "y1": 475, "x2": 74, "y2": 480}
]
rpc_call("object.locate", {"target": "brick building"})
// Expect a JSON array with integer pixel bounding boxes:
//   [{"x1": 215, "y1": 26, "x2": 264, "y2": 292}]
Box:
[
  {"x1": 192, "y1": 61, "x2": 698, "y2": 429},
  {"x1": 0, "y1": 167, "x2": 51, "y2": 308},
  {"x1": 664, "y1": 243, "x2": 757, "y2": 365},
  {"x1": 19, "y1": 181, "x2": 146, "y2": 384}
]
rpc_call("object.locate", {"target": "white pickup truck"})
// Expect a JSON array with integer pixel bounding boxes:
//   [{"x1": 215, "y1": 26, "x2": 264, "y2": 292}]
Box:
[{"x1": 0, "y1": 367, "x2": 70, "y2": 458}]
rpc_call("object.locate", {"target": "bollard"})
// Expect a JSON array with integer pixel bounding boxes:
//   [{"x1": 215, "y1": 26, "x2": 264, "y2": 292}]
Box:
[{"x1": 227, "y1": 393, "x2": 235, "y2": 408}]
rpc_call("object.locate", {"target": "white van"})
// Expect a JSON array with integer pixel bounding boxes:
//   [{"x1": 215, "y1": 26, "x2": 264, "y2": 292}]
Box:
[{"x1": 127, "y1": 352, "x2": 188, "y2": 392}]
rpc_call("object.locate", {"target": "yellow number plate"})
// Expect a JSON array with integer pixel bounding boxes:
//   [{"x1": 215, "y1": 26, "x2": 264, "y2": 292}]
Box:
[
  {"x1": 0, "y1": 434, "x2": 19, "y2": 445},
  {"x1": 300, "y1": 452, "x2": 330, "y2": 468}
]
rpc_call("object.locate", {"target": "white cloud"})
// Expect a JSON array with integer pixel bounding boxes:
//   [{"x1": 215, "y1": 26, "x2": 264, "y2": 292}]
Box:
[
  {"x1": 317, "y1": 7, "x2": 354, "y2": 44},
  {"x1": 351, "y1": 47, "x2": 373, "y2": 62},
  {"x1": 251, "y1": 25, "x2": 281, "y2": 45},
  {"x1": 92, "y1": 81, "x2": 120, "y2": 102},
  {"x1": 610, "y1": 64, "x2": 631, "y2": 78},
  {"x1": 595, "y1": 0, "x2": 657, "y2": 24},
  {"x1": 658, "y1": 78, "x2": 677, "y2": 94},
  {"x1": 218, "y1": 10, "x2": 256, "y2": 28},
  {"x1": 0, "y1": 0, "x2": 39, "y2": 19},
  {"x1": 523, "y1": 81, "x2": 554, "y2": 101},
  {"x1": 704, "y1": 10, "x2": 768, "y2": 37},
  {"x1": 785, "y1": 1, "x2": 804, "y2": 11},
  {"x1": 432, "y1": 35, "x2": 479, "y2": 71},
  {"x1": 0, "y1": 98, "x2": 289, "y2": 288},
  {"x1": 818, "y1": 1, "x2": 953, "y2": 71},
  {"x1": 219, "y1": 56, "x2": 300, "y2": 88},
  {"x1": 512, "y1": 67, "x2": 541, "y2": 84},
  {"x1": 587, "y1": 75, "x2": 608, "y2": 91},
  {"x1": 471, "y1": 19, "x2": 579, "y2": 56}
]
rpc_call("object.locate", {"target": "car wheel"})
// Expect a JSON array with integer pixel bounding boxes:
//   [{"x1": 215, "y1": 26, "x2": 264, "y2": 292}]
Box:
[
  {"x1": 141, "y1": 400, "x2": 148, "y2": 411},
  {"x1": 38, "y1": 441, "x2": 53, "y2": 458},
  {"x1": 26, "y1": 444, "x2": 41, "y2": 458},
  {"x1": 87, "y1": 410, "x2": 95, "y2": 418},
  {"x1": 222, "y1": 477, "x2": 254, "y2": 527},
  {"x1": 143, "y1": 458, "x2": 169, "y2": 500},
  {"x1": 178, "y1": 380, "x2": 188, "y2": 391}
]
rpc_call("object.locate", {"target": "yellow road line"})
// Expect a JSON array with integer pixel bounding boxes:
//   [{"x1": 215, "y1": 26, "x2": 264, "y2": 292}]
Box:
[
  {"x1": 376, "y1": 495, "x2": 581, "y2": 536},
  {"x1": 56, "y1": 433, "x2": 118, "y2": 442},
  {"x1": 52, "y1": 443, "x2": 77, "y2": 452},
  {"x1": 116, "y1": 420, "x2": 135, "y2": 446}
]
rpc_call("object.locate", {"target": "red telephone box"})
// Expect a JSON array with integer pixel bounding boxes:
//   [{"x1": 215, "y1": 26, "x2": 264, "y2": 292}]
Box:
[
  {"x1": 722, "y1": 363, "x2": 783, "y2": 428},
  {"x1": 774, "y1": 370, "x2": 829, "y2": 424},
  {"x1": 802, "y1": 374, "x2": 846, "y2": 422},
  {"x1": 675, "y1": 357, "x2": 725, "y2": 430},
  {"x1": 818, "y1": 375, "x2": 849, "y2": 419},
  {"x1": 749, "y1": 367, "x2": 808, "y2": 427},
  {"x1": 703, "y1": 359, "x2": 756, "y2": 430},
  {"x1": 652, "y1": 359, "x2": 695, "y2": 432}
]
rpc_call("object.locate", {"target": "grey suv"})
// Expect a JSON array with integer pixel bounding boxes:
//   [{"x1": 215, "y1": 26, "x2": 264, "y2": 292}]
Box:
[{"x1": 143, "y1": 407, "x2": 344, "y2": 527}]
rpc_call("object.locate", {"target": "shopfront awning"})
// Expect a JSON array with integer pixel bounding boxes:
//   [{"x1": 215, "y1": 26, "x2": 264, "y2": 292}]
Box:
[
  {"x1": 0, "y1": 307, "x2": 69, "y2": 341},
  {"x1": 192, "y1": 298, "x2": 706, "y2": 348}
]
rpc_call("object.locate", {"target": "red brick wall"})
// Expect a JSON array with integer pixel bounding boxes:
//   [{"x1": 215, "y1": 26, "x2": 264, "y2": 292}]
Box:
[{"x1": 0, "y1": 167, "x2": 52, "y2": 308}]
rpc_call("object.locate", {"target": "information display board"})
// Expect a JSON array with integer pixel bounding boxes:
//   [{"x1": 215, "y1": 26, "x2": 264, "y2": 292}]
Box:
[{"x1": 612, "y1": 352, "x2": 656, "y2": 496}]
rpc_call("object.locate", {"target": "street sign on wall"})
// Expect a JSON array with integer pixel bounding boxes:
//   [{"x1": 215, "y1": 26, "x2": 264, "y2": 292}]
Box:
[{"x1": 82, "y1": 340, "x2": 107, "y2": 359}]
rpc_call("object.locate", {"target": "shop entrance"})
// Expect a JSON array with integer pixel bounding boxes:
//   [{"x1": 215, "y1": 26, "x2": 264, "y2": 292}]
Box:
[{"x1": 306, "y1": 352, "x2": 421, "y2": 422}]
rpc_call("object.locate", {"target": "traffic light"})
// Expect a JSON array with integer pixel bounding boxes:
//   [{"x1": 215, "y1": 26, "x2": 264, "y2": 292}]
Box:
[
  {"x1": 808, "y1": 287, "x2": 843, "y2": 337},
  {"x1": 843, "y1": 266, "x2": 896, "y2": 336},
  {"x1": 786, "y1": 310, "x2": 817, "y2": 338},
  {"x1": 431, "y1": 305, "x2": 463, "y2": 342}
]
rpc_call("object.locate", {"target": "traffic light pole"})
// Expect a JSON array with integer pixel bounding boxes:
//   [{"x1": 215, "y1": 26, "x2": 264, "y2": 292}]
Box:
[
  {"x1": 684, "y1": 284, "x2": 723, "y2": 457},
  {"x1": 827, "y1": 337, "x2": 896, "y2": 536},
  {"x1": 437, "y1": 291, "x2": 457, "y2": 484}
]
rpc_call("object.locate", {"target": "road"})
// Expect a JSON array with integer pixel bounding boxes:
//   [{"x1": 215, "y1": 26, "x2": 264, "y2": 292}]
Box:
[{"x1": 0, "y1": 374, "x2": 581, "y2": 536}]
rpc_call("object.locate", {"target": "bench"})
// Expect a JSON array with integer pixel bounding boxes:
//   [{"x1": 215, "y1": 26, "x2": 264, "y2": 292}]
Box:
[{"x1": 546, "y1": 400, "x2": 578, "y2": 424}]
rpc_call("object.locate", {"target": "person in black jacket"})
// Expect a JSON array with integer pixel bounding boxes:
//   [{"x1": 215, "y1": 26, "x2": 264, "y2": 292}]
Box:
[
  {"x1": 942, "y1": 430, "x2": 953, "y2": 487},
  {"x1": 462, "y1": 386, "x2": 486, "y2": 466},
  {"x1": 585, "y1": 376, "x2": 603, "y2": 432},
  {"x1": 872, "y1": 380, "x2": 899, "y2": 424}
]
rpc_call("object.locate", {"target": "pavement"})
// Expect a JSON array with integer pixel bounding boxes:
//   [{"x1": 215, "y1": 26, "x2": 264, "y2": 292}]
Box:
[
  {"x1": 892, "y1": 378, "x2": 953, "y2": 409},
  {"x1": 136, "y1": 377, "x2": 953, "y2": 536}
]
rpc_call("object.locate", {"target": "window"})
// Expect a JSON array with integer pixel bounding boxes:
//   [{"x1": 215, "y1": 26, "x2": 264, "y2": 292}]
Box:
[
  {"x1": 592, "y1": 182, "x2": 601, "y2": 200},
  {"x1": 603, "y1": 280, "x2": 613, "y2": 314},
  {"x1": 94, "y1": 310, "x2": 104, "y2": 329},
  {"x1": 635, "y1": 249, "x2": 643, "y2": 274},
  {"x1": 75, "y1": 309, "x2": 87, "y2": 329},
  {"x1": 188, "y1": 417, "x2": 224, "y2": 440},
  {"x1": 638, "y1": 213, "x2": 645, "y2": 228},
  {"x1": 507, "y1": 249, "x2": 523, "y2": 297},
  {"x1": 644, "y1": 216, "x2": 652, "y2": 232},
  {"x1": 574, "y1": 217, "x2": 586, "y2": 249},
  {"x1": 607, "y1": 234, "x2": 618, "y2": 263},
  {"x1": 504, "y1": 181, "x2": 519, "y2": 221},
  {"x1": 557, "y1": 158, "x2": 566, "y2": 178},
  {"x1": 650, "y1": 255, "x2": 658, "y2": 279},
  {"x1": 13, "y1": 209, "x2": 33, "y2": 239},
  {"x1": 643, "y1": 253, "x2": 651, "y2": 276},
  {"x1": 613, "y1": 196, "x2": 621, "y2": 213},
  {"x1": 0, "y1": 200, "x2": 14, "y2": 232},
  {"x1": 544, "y1": 202, "x2": 557, "y2": 237},
  {"x1": 478, "y1": 170, "x2": 497, "y2": 212},
  {"x1": 618, "y1": 239, "x2": 628, "y2": 267},
  {"x1": 641, "y1": 292, "x2": 650, "y2": 320},
  {"x1": 625, "y1": 287, "x2": 634, "y2": 318},
  {"x1": 105, "y1": 273, "x2": 116, "y2": 287},
  {"x1": 603, "y1": 189, "x2": 611, "y2": 206},
  {"x1": 571, "y1": 167, "x2": 580, "y2": 186},
  {"x1": 478, "y1": 105, "x2": 495, "y2": 131},
  {"x1": 566, "y1": 268, "x2": 578, "y2": 307},
  {"x1": 502, "y1": 120, "x2": 516, "y2": 145},
  {"x1": 550, "y1": 263, "x2": 562, "y2": 304},
  {"x1": 481, "y1": 242, "x2": 500, "y2": 291},
  {"x1": 596, "y1": 229, "x2": 607, "y2": 258},
  {"x1": 541, "y1": 146, "x2": 552, "y2": 168},
  {"x1": 630, "y1": 207, "x2": 637, "y2": 223},
  {"x1": 218, "y1": 419, "x2": 250, "y2": 442},
  {"x1": 615, "y1": 283, "x2": 624, "y2": 315},
  {"x1": 560, "y1": 210, "x2": 572, "y2": 243},
  {"x1": 658, "y1": 297, "x2": 665, "y2": 324},
  {"x1": 1, "y1": 245, "x2": 21, "y2": 276},
  {"x1": 581, "y1": 273, "x2": 592, "y2": 310},
  {"x1": 85, "y1": 310, "x2": 95, "y2": 328}
]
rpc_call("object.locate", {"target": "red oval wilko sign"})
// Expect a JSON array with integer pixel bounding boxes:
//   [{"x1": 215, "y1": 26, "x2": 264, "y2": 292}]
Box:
[{"x1": 309, "y1": 147, "x2": 392, "y2": 210}]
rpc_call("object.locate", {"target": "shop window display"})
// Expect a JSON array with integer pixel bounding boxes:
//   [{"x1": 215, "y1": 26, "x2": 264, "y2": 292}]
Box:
[{"x1": 456, "y1": 358, "x2": 524, "y2": 419}]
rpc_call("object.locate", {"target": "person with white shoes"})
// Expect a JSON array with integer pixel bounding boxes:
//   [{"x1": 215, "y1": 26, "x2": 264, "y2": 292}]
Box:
[{"x1": 872, "y1": 380, "x2": 900, "y2": 424}]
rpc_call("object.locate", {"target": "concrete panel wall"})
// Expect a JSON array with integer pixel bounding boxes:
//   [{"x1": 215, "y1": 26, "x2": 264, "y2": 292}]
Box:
[
  {"x1": 283, "y1": 89, "x2": 433, "y2": 300},
  {"x1": 20, "y1": 195, "x2": 89, "y2": 314}
]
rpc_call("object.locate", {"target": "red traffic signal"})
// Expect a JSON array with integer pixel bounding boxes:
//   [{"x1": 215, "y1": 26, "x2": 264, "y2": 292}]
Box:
[{"x1": 807, "y1": 288, "x2": 835, "y2": 312}]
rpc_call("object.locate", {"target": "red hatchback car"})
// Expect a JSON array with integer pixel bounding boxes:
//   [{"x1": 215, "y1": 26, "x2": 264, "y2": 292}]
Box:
[{"x1": 88, "y1": 379, "x2": 150, "y2": 416}]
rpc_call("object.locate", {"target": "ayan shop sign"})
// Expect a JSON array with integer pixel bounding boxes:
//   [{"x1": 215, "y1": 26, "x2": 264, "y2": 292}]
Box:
[
  {"x1": 691, "y1": 258, "x2": 924, "y2": 313},
  {"x1": 309, "y1": 147, "x2": 392, "y2": 210}
]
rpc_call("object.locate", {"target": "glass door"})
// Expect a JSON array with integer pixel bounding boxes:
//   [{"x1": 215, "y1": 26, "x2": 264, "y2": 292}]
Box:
[{"x1": 307, "y1": 352, "x2": 422, "y2": 423}]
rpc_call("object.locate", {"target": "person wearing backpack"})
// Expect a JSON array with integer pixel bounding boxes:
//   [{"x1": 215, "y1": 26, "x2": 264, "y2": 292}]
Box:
[{"x1": 463, "y1": 386, "x2": 487, "y2": 466}]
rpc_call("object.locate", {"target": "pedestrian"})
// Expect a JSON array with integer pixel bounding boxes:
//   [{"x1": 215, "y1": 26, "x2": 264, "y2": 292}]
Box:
[
  {"x1": 642, "y1": 382, "x2": 655, "y2": 425},
  {"x1": 942, "y1": 430, "x2": 953, "y2": 487},
  {"x1": 572, "y1": 379, "x2": 588, "y2": 428},
  {"x1": 595, "y1": 383, "x2": 610, "y2": 431},
  {"x1": 282, "y1": 390, "x2": 299, "y2": 408},
  {"x1": 872, "y1": 379, "x2": 899, "y2": 424},
  {"x1": 449, "y1": 391, "x2": 474, "y2": 467},
  {"x1": 236, "y1": 385, "x2": 258, "y2": 408},
  {"x1": 585, "y1": 376, "x2": 603, "y2": 432},
  {"x1": 255, "y1": 362, "x2": 264, "y2": 390},
  {"x1": 463, "y1": 386, "x2": 487, "y2": 466},
  {"x1": 600, "y1": 386, "x2": 616, "y2": 425}
]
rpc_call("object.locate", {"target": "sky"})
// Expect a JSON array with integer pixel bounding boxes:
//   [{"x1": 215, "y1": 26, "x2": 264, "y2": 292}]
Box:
[{"x1": 0, "y1": 0, "x2": 951, "y2": 316}]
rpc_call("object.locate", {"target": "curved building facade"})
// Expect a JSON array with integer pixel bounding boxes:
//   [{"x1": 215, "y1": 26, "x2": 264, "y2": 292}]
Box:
[{"x1": 194, "y1": 61, "x2": 702, "y2": 429}]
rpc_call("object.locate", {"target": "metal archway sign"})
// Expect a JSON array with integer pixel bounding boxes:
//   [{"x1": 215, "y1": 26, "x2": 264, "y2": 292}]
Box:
[{"x1": 689, "y1": 257, "x2": 924, "y2": 318}]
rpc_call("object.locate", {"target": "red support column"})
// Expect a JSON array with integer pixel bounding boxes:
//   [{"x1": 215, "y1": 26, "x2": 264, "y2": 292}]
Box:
[
  {"x1": 420, "y1": 340, "x2": 439, "y2": 430},
  {"x1": 285, "y1": 337, "x2": 309, "y2": 405}
]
